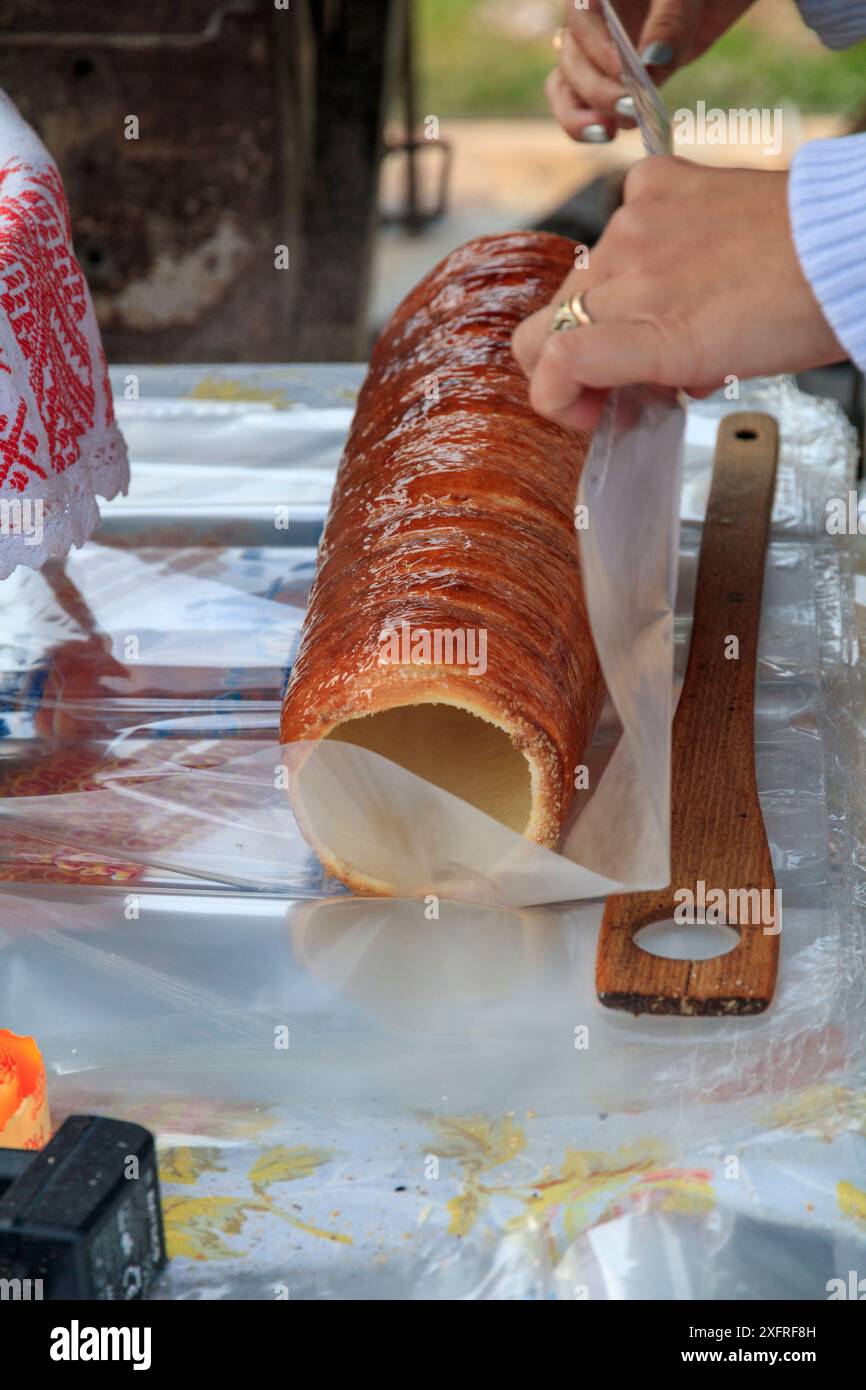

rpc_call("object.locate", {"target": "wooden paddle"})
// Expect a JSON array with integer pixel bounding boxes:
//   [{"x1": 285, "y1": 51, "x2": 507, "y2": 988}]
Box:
[{"x1": 596, "y1": 411, "x2": 780, "y2": 1016}]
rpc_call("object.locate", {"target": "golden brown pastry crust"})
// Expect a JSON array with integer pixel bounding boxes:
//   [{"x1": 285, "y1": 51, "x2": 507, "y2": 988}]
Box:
[{"x1": 281, "y1": 231, "x2": 604, "y2": 893}]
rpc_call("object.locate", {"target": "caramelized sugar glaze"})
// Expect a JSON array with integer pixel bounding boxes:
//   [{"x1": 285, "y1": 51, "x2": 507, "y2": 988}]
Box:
[{"x1": 281, "y1": 232, "x2": 604, "y2": 853}]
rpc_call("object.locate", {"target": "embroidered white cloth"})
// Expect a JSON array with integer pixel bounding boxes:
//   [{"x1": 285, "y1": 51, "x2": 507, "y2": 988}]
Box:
[{"x1": 0, "y1": 89, "x2": 128, "y2": 580}]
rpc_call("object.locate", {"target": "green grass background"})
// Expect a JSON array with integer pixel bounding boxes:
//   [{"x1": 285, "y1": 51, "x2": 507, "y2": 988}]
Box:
[{"x1": 416, "y1": 0, "x2": 866, "y2": 119}]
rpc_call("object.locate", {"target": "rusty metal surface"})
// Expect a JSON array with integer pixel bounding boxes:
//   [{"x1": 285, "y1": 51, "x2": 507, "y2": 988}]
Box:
[
  {"x1": 293, "y1": 0, "x2": 399, "y2": 360},
  {"x1": 0, "y1": 0, "x2": 257, "y2": 41},
  {"x1": 0, "y1": 0, "x2": 396, "y2": 362}
]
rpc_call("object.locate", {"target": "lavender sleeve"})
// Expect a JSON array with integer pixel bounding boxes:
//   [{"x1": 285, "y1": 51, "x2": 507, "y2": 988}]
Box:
[
  {"x1": 787, "y1": 6, "x2": 866, "y2": 369},
  {"x1": 789, "y1": 134, "x2": 866, "y2": 371},
  {"x1": 796, "y1": 1, "x2": 866, "y2": 47}
]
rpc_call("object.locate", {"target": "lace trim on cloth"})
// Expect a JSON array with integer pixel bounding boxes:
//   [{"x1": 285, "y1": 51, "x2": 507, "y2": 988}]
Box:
[
  {"x1": 0, "y1": 423, "x2": 128, "y2": 579},
  {"x1": 0, "y1": 136, "x2": 129, "y2": 579}
]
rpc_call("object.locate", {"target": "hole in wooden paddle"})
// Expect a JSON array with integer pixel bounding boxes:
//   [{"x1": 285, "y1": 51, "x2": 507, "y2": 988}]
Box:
[
  {"x1": 735, "y1": 428, "x2": 757, "y2": 440},
  {"x1": 634, "y1": 919, "x2": 740, "y2": 961}
]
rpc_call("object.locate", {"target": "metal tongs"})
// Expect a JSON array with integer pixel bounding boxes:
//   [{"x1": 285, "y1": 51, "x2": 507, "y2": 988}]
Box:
[{"x1": 600, "y1": 0, "x2": 672, "y2": 156}]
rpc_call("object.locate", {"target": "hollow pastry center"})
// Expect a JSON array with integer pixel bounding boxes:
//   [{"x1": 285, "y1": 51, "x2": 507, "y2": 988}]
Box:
[{"x1": 324, "y1": 703, "x2": 532, "y2": 833}]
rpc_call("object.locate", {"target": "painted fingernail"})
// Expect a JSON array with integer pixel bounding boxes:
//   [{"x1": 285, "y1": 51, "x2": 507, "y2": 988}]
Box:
[
  {"x1": 614, "y1": 95, "x2": 636, "y2": 118},
  {"x1": 580, "y1": 124, "x2": 612, "y2": 144},
  {"x1": 640, "y1": 40, "x2": 675, "y2": 66}
]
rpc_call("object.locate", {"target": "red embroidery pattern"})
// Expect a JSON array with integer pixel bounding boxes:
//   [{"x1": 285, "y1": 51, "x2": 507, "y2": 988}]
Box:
[{"x1": 0, "y1": 158, "x2": 100, "y2": 494}]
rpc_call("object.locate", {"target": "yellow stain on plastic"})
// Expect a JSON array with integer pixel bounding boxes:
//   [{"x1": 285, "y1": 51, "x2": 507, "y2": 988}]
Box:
[
  {"x1": 163, "y1": 1194, "x2": 351, "y2": 1260},
  {"x1": 770, "y1": 1086, "x2": 866, "y2": 1142},
  {"x1": 159, "y1": 1146, "x2": 226, "y2": 1186},
  {"x1": 160, "y1": 1143, "x2": 349, "y2": 1258},
  {"x1": 524, "y1": 1146, "x2": 654, "y2": 1214},
  {"x1": 185, "y1": 376, "x2": 295, "y2": 410},
  {"x1": 248, "y1": 1145, "x2": 333, "y2": 1195},
  {"x1": 426, "y1": 1112, "x2": 526, "y2": 1172},
  {"x1": 518, "y1": 1144, "x2": 671, "y2": 1243},
  {"x1": 447, "y1": 1186, "x2": 484, "y2": 1239},
  {"x1": 163, "y1": 1196, "x2": 262, "y2": 1260},
  {"x1": 163, "y1": 1195, "x2": 351, "y2": 1259},
  {"x1": 426, "y1": 1113, "x2": 526, "y2": 1237},
  {"x1": 280, "y1": 1213, "x2": 352, "y2": 1245},
  {"x1": 426, "y1": 1117, "x2": 697, "y2": 1243},
  {"x1": 838, "y1": 1180, "x2": 866, "y2": 1222},
  {"x1": 625, "y1": 1168, "x2": 716, "y2": 1217}
]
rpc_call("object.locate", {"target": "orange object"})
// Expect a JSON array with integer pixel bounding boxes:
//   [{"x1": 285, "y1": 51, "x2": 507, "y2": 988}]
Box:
[{"x1": 0, "y1": 1029, "x2": 50, "y2": 1149}]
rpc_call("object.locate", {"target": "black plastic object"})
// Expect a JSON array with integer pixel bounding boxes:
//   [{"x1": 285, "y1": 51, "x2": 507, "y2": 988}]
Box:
[{"x1": 0, "y1": 1115, "x2": 167, "y2": 1300}]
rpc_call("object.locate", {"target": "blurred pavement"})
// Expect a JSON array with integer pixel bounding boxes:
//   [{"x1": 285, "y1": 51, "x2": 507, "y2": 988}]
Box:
[{"x1": 369, "y1": 113, "x2": 843, "y2": 334}]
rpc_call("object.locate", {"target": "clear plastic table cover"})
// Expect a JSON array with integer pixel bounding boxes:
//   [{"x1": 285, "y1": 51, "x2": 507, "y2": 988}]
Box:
[
  {"x1": 0, "y1": 372, "x2": 688, "y2": 906},
  {"x1": 0, "y1": 366, "x2": 864, "y2": 1301}
]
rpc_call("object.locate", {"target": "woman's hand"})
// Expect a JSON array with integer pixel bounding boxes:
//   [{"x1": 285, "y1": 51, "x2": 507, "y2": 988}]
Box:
[
  {"x1": 550, "y1": 0, "x2": 758, "y2": 143},
  {"x1": 512, "y1": 157, "x2": 845, "y2": 430}
]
